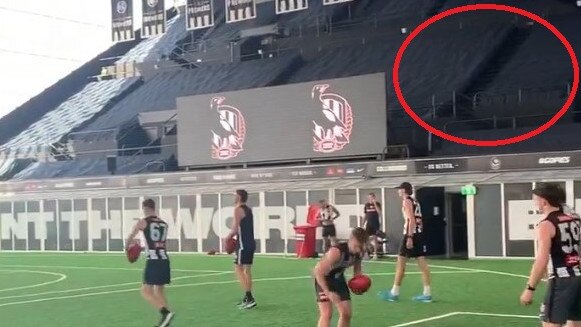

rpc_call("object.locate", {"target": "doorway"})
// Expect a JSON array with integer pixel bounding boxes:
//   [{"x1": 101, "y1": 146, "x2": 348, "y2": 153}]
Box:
[
  {"x1": 415, "y1": 187, "x2": 447, "y2": 256},
  {"x1": 446, "y1": 193, "x2": 468, "y2": 259}
]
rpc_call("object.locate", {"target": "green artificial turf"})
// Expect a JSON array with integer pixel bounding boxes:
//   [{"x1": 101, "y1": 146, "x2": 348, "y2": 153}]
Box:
[{"x1": 0, "y1": 253, "x2": 541, "y2": 326}]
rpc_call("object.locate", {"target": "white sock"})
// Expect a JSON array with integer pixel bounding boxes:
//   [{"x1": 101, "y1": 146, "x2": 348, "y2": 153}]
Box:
[
  {"x1": 391, "y1": 286, "x2": 400, "y2": 296},
  {"x1": 423, "y1": 286, "x2": 431, "y2": 296}
]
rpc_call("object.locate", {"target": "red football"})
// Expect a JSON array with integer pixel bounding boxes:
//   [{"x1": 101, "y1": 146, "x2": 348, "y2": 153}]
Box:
[
  {"x1": 348, "y1": 275, "x2": 372, "y2": 294},
  {"x1": 126, "y1": 243, "x2": 142, "y2": 263},
  {"x1": 225, "y1": 237, "x2": 238, "y2": 254}
]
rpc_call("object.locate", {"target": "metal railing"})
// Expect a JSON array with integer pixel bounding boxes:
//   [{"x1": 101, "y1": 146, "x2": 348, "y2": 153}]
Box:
[
  {"x1": 443, "y1": 110, "x2": 581, "y2": 132},
  {"x1": 387, "y1": 83, "x2": 572, "y2": 120}
]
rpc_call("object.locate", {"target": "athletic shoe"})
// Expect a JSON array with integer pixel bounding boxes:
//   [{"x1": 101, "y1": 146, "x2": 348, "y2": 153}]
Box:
[
  {"x1": 378, "y1": 290, "x2": 399, "y2": 302},
  {"x1": 412, "y1": 294, "x2": 433, "y2": 303},
  {"x1": 240, "y1": 299, "x2": 257, "y2": 309},
  {"x1": 158, "y1": 312, "x2": 175, "y2": 327}
]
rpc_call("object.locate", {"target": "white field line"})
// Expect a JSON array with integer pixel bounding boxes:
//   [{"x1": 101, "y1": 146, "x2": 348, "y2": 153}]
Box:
[
  {"x1": 387, "y1": 312, "x2": 459, "y2": 327},
  {"x1": 387, "y1": 311, "x2": 538, "y2": 327},
  {"x1": 0, "y1": 271, "x2": 477, "y2": 308},
  {"x1": 271, "y1": 256, "x2": 531, "y2": 279},
  {"x1": 0, "y1": 271, "x2": 231, "y2": 301},
  {"x1": 0, "y1": 264, "x2": 226, "y2": 273},
  {"x1": 0, "y1": 270, "x2": 67, "y2": 293}
]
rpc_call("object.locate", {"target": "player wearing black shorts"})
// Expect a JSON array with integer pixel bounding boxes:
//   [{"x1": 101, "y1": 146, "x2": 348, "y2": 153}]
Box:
[
  {"x1": 226, "y1": 189, "x2": 257, "y2": 309},
  {"x1": 379, "y1": 182, "x2": 432, "y2": 303},
  {"x1": 362, "y1": 193, "x2": 382, "y2": 260},
  {"x1": 318, "y1": 199, "x2": 341, "y2": 252},
  {"x1": 520, "y1": 183, "x2": 581, "y2": 327},
  {"x1": 314, "y1": 227, "x2": 368, "y2": 327},
  {"x1": 126, "y1": 199, "x2": 175, "y2": 327}
]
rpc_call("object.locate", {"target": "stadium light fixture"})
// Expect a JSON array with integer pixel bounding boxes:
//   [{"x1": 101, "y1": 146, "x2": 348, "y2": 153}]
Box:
[{"x1": 577, "y1": 0, "x2": 581, "y2": 7}]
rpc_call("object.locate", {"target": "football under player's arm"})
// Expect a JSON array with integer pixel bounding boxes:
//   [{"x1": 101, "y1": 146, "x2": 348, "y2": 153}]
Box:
[
  {"x1": 403, "y1": 199, "x2": 415, "y2": 236},
  {"x1": 126, "y1": 219, "x2": 147, "y2": 247},
  {"x1": 227, "y1": 207, "x2": 244, "y2": 239},
  {"x1": 526, "y1": 221, "x2": 555, "y2": 289},
  {"x1": 314, "y1": 247, "x2": 342, "y2": 293}
]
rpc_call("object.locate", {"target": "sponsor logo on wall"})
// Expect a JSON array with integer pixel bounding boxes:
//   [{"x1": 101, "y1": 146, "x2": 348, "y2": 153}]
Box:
[
  {"x1": 538, "y1": 156, "x2": 571, "y2": 165},
  {"x1": 490, "y1": 157, "x2": 502, "y2": 170},
  {"x1": 416, "y1": 159, "x2": 466, "y2": 173},
  {"x1": 210, "y1": 97, "x2": 247, "y2": 160},
  {"x1": 312, "y1": 84, "x2": 354, "y2": 154}
]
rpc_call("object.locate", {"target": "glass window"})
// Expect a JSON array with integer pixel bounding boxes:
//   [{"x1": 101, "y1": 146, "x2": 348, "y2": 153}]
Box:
[
  {"x1": 74, "y1": 199, "x2": 89, "y2": 251},
  {"x1": 27, "y1": 201, "x2": 41, "y2": 250},
  {"x1": 58, "y1": 200, "x2": 72, "y2": 251},
  {"x1": 14, "y1": 201, "x2": 27, "y2": 250},
  {"x1": 265, "y1": 192, "x2": 285, "y2": 253},
  {"x1": 0, "y1": 202, "x2": 13, "y2": 250},
  {"x1": 201, "y1": 194, "x2": 219, "y2": 252},
  {"x1": 91, "y1": 199, "x2": 107, "y2": 251},
  {"x1": 179, "y1": 195, "x2": 198, "y2": 252}
]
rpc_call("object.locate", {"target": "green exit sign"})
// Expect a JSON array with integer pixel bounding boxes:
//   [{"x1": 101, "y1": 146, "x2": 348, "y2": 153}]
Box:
[{"x1": 461, "y1": 185, "x2": 477, "y2": 196}]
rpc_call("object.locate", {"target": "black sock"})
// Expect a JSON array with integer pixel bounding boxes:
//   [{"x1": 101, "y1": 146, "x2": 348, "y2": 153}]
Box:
[
  {"x1": 245, "y1": 291, "x2": 253, "y2": 300},
  {"x1": 160, "y1": 307, "x2": 170, "y2": 315}
]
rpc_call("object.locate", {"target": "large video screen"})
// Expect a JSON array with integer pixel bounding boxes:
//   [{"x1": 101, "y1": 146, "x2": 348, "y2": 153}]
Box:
[{"x1": 177, "y1": 73, "x2": 387, "y2": 166}]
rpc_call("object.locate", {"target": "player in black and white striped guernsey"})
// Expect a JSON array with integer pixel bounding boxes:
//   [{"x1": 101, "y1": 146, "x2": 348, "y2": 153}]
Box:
[
  {"x1": 314, "y1": 227, "x2": 368, "y2": 327},
  {"x1": 126, "y1": 199, "x2": 175, "y2": 327},
  {"x1": 520, "y1": 183, "x2": 581, "y2": 327}
]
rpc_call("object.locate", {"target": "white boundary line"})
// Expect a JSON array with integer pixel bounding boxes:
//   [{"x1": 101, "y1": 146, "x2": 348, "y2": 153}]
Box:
[
  {"x1": 0, "y1": 270, "x2": 67, "y2": 293},
  {"x1": 0, "y1": 271, "x2": 477, "y2": 308},
  {"x1": 387, "y1": 312, "x2": 458, "y2": 327},
  {"x1": 0, "y1": 271, "x2": 231, "y2": 301},
  {"x1": 387, "y1": 311, "x2": 538, "y2": 327},
  {"x1": 268, "y1": 255, "x2": 531, "y2": 279},
  {"x1": 0, "y1": 264, "x2": 227, "y2": 273},
  {"x1": 1, "y1": 257, "x2": 530, "y2": 279}
]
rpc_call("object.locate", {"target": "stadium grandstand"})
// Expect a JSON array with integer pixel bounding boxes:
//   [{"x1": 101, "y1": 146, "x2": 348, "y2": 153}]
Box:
[{"x1": 0, "y1": 0, "x2": 581, "y2": 326}]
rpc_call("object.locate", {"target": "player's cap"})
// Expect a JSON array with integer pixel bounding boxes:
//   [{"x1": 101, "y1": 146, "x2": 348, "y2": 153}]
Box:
[{"x1": 395, "y1": 182, "x2": 413, "y2": 195}]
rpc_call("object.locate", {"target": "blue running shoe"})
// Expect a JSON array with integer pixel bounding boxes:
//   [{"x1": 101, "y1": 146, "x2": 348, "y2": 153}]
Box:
[
  {"x1": 412, "y1": 294, "x2": 433, "y2": 303},
  {"x1": 378, "y1": 290, "x2": 399, "y2": 302}
]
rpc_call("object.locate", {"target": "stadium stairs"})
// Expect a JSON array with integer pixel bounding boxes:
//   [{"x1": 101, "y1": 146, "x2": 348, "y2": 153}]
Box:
[
  {"x1": 0, "y1": 38, "x2": 141, "y2": 146},
  {"x1": 0, "y1": 8, "x2": 190, "y2": 180}
]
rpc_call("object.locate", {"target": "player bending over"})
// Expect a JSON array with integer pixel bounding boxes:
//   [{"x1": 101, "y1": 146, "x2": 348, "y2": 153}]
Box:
[
  {"x1": 226, "y1": 189, "x2": 257, "y2": 309},
  {"x1": 379, "y1": 182, "x2": 432, "y2": 302},
  {"x1": 314, "y1": 227, "x2": 368, "y2": 327},
  {"x1": 520, "y1": 183, "x2": 581, "y2": 327},
  {"x1": 126, "y1": 199, "x2": 175, "y2": 327}
]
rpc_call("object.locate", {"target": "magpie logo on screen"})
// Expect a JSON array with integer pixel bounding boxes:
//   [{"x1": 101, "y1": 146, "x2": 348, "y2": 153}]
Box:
[
  {"x1": 210, "y1": 97, "x2": 247, "y2": 160},
  {"x1": 312, "y1": 84, "x2": 354, "y2": 153}
]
